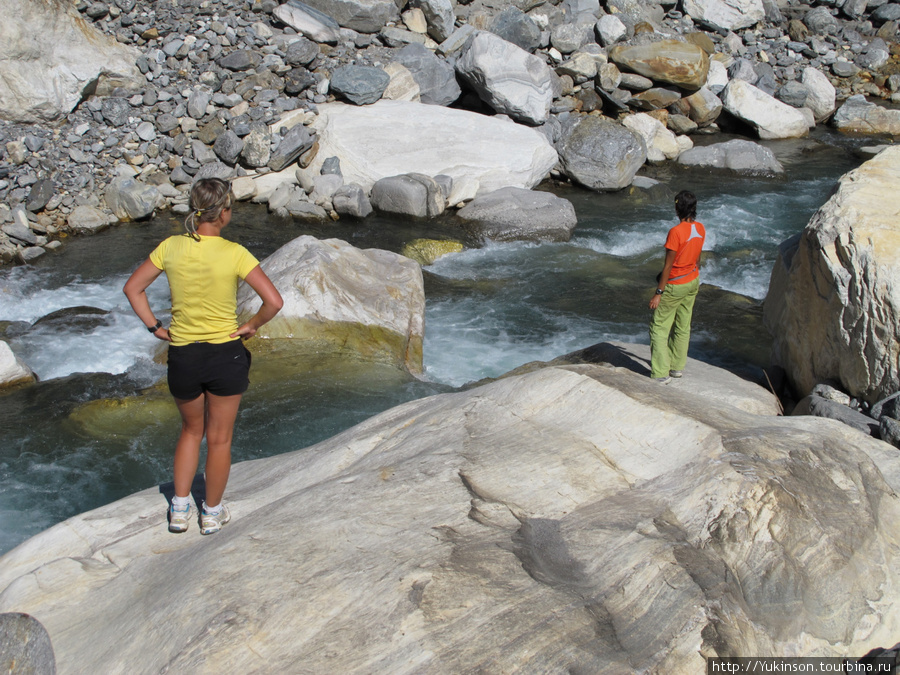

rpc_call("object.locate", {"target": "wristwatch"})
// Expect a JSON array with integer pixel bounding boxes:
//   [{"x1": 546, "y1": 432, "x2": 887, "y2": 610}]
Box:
[
  {"x1": 655, "y1": 288, "x2": 664, "y2": 295},
  {"x1": 148, "y1": 319, "x2": 163, "y2": 333}
]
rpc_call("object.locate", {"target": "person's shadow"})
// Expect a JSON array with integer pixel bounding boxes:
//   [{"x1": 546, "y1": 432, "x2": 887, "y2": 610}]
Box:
[
  {"x1": 158, "y1": 474, "x2": 207, "y2": 516},
  {"x1": 560, "y1": 342, "x2": 652, "y2": 377}
]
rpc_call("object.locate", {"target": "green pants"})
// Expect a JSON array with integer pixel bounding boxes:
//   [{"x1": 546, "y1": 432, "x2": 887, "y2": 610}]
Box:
[{"x1": 649, "y1": 278, "x2": 699, "y2": 379}]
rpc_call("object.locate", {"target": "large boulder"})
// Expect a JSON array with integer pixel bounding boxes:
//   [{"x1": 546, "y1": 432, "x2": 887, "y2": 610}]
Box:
[
  {"x1": 677, "y1": 139, "x2": 784, "y2": 174},
  {"x1": 558, "y1": 115, "x2": 647, "y2": 191},
  {"x1": 764, "y1": 147, "x2": 900, "y2": 403},
  {"x1": 832, "y1": 95, "x2": 900, "y2": 135},
  {"x1": 721, "y1": 79, "x2": 810, "y2": 139},
  {"x1": 0, "y1": 341, "x2": 35, "y2": 388},
  {"x1": 0, "y1": 0, "x2": 143, "y2": 123},
  {"x1": 456, "y1": 187, "x2": 578, "y2": 244},
  {"x1": 5, "y1": 342, "x2": 900, "y2": 672},
  {"x1": 272, "y1": 0, "x2": 341, "y2": 43},
  {"x1": 370, "y1": 173, "x2": 445, "y2": 218},
  {"x1": 683, "y1": 0, "x2": 765, "y2": 31},
  {"x1": 104, "y1": 176, "x2": 163, "y2": 221},
  {"x1": 288, "y1": 0, "x2": 398, "y2": 33},
  {"x1": 298, "y1": 100, "x2": 558, "y2": 197},
  {"x1": 236, "y1": 236, "x2": 424, "y2": 374},
  {"x1": 802, "y1": 67, "x2": 836, "y2": 123},
  {"x1": 455, "y1": 31, "x2": 554, "y2": 125},
  {"x1": 609, "y1": 40, "x2": 710, "y2": 90},
  {"x1": 392, "y1": 43, "x2": 461, "y2": 106}
]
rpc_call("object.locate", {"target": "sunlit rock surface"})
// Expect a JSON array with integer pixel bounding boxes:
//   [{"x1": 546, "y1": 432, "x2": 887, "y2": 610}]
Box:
[
  {"x1": 0, "y1": 0, "x2": 143, "y2": 123},
  {"x1": 237, "y1": 236, "x2": 425, "y2": 374},
  {"x1": 765, "y1": 146, "x2": 900, "y2": 403},
  {"x1": 2, "y1": 342, "x2": 899, "y2": 673},
  {"x1": 298, "y1": 100, "x2": 558, "y2": 197}
]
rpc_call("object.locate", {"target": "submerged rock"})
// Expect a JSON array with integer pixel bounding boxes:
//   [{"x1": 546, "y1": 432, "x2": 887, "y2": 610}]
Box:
[
  {"x1": 400, "y1": 238, "x2": 464, "y2": 265},
  {"x1": 677, "y1": 139, "x2": 784, "y2": 174},
  {"x1": 3, "y1": 343, "x2": 900, "y2": 671},
  {"x1": 457, "y1": 187, "x2": 578, "y2": 244}
]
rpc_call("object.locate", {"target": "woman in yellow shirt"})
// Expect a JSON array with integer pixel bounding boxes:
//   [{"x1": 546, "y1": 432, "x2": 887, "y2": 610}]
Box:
[{"x1": 124, "y1": 178, "x2": 283, "y2": 535}]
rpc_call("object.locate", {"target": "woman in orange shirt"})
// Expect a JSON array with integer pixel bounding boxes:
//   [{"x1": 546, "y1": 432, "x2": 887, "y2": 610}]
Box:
[
  {"x1": 124, "y1": 178, "x2": 283, "y2": 534},
  {"x1": 648, "y1": 190, "x2": 706, "y2": 383}
]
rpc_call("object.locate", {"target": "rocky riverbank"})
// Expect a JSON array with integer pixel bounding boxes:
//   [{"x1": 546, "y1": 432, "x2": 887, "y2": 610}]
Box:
[{"x1": 1, "y1": 0, "x2": 899, "y2": 264}]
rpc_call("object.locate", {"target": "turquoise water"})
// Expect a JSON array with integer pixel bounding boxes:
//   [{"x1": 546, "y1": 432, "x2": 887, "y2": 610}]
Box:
[{"x1": 0, "y1": 130, "x2": 867, "y2": 554}]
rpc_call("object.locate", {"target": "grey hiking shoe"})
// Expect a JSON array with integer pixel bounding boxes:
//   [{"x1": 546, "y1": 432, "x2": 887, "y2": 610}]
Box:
[
  {"x1": 168, "y1": 502, "x2": 192, "y2": 533},
  {"x1": 669, "y1": 370, "x2": 683, "y2": 378},
  {"x1": 200, "y1": 502, "x2": 231, "y2": 535},
  {"x1": 653, "y1": 376, "x2": 672, "y2": 384}
]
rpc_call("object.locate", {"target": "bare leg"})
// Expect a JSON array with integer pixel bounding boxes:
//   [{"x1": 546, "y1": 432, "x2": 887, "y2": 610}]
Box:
[
  {"x1": 202, "y1": 392, "x2": 243, "y2": 508},
  {"x1": 173, "y1": 394, "x2": 206, "y2": 498}
]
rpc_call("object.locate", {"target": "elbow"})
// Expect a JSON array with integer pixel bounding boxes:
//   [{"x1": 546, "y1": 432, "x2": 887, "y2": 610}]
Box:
[{"x1": 271, "y1": 292, "x2": 284, "y2": 313}]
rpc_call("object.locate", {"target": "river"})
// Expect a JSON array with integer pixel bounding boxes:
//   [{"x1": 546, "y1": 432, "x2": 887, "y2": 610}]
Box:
[{"x1": 0, "y1": 129, "x2": 869, "y2": 554}]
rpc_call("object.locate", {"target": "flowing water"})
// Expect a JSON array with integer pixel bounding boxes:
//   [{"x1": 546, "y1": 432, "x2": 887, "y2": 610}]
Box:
[{"x1": 0, "y1": 130, "x2": 869, "y2": 554}]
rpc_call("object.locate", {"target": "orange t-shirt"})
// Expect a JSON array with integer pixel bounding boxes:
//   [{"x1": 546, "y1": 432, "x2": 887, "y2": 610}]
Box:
[{"x1": 665, "y1": 220, "x2": 705, "y2": 285}]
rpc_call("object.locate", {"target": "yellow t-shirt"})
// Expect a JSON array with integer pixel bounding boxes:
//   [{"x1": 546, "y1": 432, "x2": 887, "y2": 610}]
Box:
[{"x1": 149, "y1": 234, "x2": 259, "y2": 346}]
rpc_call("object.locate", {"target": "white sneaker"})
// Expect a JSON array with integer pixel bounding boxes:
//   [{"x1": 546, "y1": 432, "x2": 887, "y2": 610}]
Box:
[
  {"x1": 200, "y1": 503, "x2": 231, "y2": 535},
  {"x1": 168, "y1": 502, "x2": 192, "y2": 533},
  {"x1": 669, "y1": 370, "x2": 683, "y2": 378}
]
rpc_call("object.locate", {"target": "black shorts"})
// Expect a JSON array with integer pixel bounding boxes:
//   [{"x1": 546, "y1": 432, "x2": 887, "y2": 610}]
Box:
[{"x1": 167, "y1": 339, "x2": 251, "y2": 400}]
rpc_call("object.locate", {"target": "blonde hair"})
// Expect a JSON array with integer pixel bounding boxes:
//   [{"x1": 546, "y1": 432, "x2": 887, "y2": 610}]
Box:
[{"x1": 184, "y1": 178, "x2": 234, "y2": 240}]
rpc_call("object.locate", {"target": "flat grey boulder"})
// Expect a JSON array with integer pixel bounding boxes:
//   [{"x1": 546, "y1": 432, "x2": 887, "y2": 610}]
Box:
[
  {"x1": 558, "y1": 115, "x2": 647, "y2": 191},
  {"x1": 268, "y1": 124, "x2": 316, "y2": 172},
  {"x1": 332, "y1": 184, "x2": 373, "y2": 218},
  {"x1": 298, "y1": 100, "x2": 558, "y2": 197},
  {"x1": 330, "y1": 65, "x2": 390, "y2": 105},
  {"x1": 457, "y1": 187, "x2": 578, "y2": 244},
  {"x1": 0, "y1": 0, "x2": 142, "y2": 123},
  {"x1": 273, "y1": 0, "x2": 341, "y2": 43},
  {"x1": 104, "y1": 176, "x2": 163, "y2": 221},
  {"x1": 677, "y1": 139, "x2": 784, "y2": 174},
  {"x1": 455, "y1": 31, "x2": 554, "y2": 125},
  {"x1": 792, "y1": 394, "x2": 879, "y2": 436},
  {"x1": 6, "y1": 342, "x2": 900, "y2": 672},
  {"x1": 764, "y1": 146, "x2": 900, "y2": 403},
  {"x1": 236, "y1": 236, "x2": 424, "y2": 374},
  {"x1": 832, "y1": 95, "x2": 900, "y2": 135},
  {"x1": 722, "y1": 79, "x2": 810, "y2": 139},
  {"x1": 370, "y1": 173, "x2": 445, "y2": 218},
  {"x1": 392, "y1": 44, "x2": 461, "y2": 106},
  {"x1": 293, "y1": 0, "x2": 399, "y2": 33}
]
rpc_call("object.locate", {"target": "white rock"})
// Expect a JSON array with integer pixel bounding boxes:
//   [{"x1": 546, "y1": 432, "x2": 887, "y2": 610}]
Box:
[
  {"x1": 237, "y1": 236, "x2": 425, "y2": 374},
  {"x1": 455, "y1": 31, "x2": 554, "y2": 125},
  {"x1": 622, "y1": 113, "x2": 682, "y2": 162},
  {"x1": 595, "y1": 14, "x2": 627, "y2": 46},
  {"x1": 683, "y1": 0, "x2": 765, "y2": 30},
  {"x1": 802, "y1": 67, "x2": 836, "y2": 122},
  {"x1": 381, "y1": 62, "x2": 421, "y2": 102},
  {"x1": 272, "y1": 1, "x2": 341, "y2": 44},
  {"x1": 299, "y1": 100, "x2": 558, "y2": 197},
  {"x1": 0, "y1": 0, "x2": 143, "y2": 123},
  {"x1": 722, "y1": 79, "x2": 809, "y2": 139},
  {"x1": 0, "y1": 341, "x2": 34, "y2": 388},
  {"x1": 765, "y1": 146, "x2": 900, "y2": 403},
  {"x1": 5, "y1": 342, "x2": 900, "y2": 673},
  {"x1": 231, "y1": 176, "x2": 258, "y2": 201}
]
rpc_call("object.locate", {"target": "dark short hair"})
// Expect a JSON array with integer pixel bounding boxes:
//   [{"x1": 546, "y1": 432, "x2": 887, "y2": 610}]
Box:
[{"x1": 674, "y1": 190, "x2": 697, "y2": 221}]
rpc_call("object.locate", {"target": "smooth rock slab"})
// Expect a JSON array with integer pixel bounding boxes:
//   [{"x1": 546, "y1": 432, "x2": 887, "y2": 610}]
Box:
[
  {"x1": 457, "y1": 187, "x2": 577, "y2": 244},
  {"x1": 683, "y1": 0, "x2": 765, "y2": 31},
  {"x1": 299, "y1": 100, "x2": 557, "y2": 197},
  {"x1": 5, "y1": 343, "x2": 900, "y2": 673},
  {"x1": 764, "y1": 146, "x2": 900, "y2": 402},
  {"x1": 832, "y1": 95, "x2": 900, "y2": 135},
  {"x1": 236, "y1": 236, "x2": 424, "y2": 374}
]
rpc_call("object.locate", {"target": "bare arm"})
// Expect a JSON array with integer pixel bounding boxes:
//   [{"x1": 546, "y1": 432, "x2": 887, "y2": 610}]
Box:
[
  {"x1": 123, "y1": 258, "x2": 171, "y2": 342},
  {"x1": 231, "y1": 265, "x2": 284, "y2": 339},
  {"x1": 649, "y1": 248, "x2": 677, "y2": 311}
]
